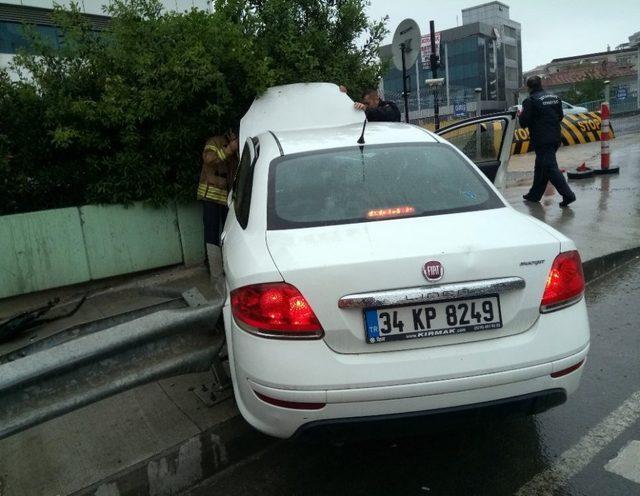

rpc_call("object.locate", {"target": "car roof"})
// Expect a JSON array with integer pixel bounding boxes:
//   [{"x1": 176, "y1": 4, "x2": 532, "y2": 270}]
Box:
[
  {"x1": 267, "y1": 122, "x2": 440, "y2": 156},
  {"x1": 240, "y1": 83, "x2": 364, "y2": 147}
]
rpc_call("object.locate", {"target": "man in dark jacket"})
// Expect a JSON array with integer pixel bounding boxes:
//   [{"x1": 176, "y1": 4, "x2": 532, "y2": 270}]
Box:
[
  {"x1": 354, "y1": 88, "x2": 401, "y2": 122},
  {"x1": 519, "y1": 75, "x2": 575, "y2": 207}
]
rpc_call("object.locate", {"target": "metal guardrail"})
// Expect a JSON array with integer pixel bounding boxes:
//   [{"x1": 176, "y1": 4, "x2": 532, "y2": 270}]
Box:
[
  {"x1": 576, "y1": 100, "x2": 602, "y2": 112},
  {"x1": 0, "y1": 292, "x2": 223, "y2": 440}
]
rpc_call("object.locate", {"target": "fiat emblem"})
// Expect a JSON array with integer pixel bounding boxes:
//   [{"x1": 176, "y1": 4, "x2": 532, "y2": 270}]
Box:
[{"x1": 422, "y1": 260, "x2": 444, "y2": 282}]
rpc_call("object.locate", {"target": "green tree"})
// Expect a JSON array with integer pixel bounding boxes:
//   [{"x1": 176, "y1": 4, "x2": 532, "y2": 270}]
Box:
[
  {"x1": 214, "y1": 0, "x2": 388, "y2": 96},
  {"x1": 563, "y1": 72, "x2": 605, "y2": 104},
  {"x1": 0, "y1": 0, "x2": 387, "y2": 214}
]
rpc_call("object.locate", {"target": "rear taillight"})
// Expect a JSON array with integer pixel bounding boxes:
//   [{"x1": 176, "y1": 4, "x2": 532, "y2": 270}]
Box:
[
  {"x1": 540, "y1": 250, "x2": 585, "y2": 313},
  {"x1": 230, "y1": 282, "x2": 323, "y2": 338}
]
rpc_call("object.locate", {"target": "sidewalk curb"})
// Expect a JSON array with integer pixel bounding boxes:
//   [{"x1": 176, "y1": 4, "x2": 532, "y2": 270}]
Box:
[
  {"x1": 76, "y1": 413, "x2": 272, "y2": 496},
  {"x1": 74, "y1": 248, "x2": 640, "y2": 496},
  {"x1": 582, "y1": 247, "x2": 640, "y2": 283}
]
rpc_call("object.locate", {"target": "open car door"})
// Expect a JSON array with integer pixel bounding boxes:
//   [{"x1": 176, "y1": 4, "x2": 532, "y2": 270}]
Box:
[{"x1": 435, "y1": 111, "x2": 517, "y2": 189}]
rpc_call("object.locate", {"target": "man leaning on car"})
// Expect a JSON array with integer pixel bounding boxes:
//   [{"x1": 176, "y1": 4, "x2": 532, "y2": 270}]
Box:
[{"x1": 353, "y1": 88, "x2": 401, "y2": 122}]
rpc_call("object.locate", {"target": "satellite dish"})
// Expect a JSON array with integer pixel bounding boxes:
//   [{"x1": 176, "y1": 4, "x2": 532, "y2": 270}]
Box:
[{"x1": 391, "y1": 19, "x2": 421, "y2": 71}]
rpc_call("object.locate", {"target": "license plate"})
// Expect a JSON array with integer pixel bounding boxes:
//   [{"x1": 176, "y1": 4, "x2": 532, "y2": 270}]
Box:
[{"x1": 364, "y1": 295, "x2": 502, "y2": 344}]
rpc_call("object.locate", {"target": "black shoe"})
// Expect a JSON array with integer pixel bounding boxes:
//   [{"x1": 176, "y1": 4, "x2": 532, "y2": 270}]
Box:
[
  {"x1": 559, "y1": 194, "x2": 576, "y2": 208},
  {"x1": 523, "y1": 194, "x2": 539, "y2": 202}
]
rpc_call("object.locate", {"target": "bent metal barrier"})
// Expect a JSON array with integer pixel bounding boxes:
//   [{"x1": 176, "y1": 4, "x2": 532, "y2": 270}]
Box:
[
  {"x1": 0, "y1": 293, "x2": 223, "y2": 440},
  {"x1": 511, "y1": 111, "x2": 615, "y2": 155}
]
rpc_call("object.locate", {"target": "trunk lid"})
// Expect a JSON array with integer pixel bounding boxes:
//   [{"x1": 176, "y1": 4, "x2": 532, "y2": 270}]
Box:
[{"x1": 266, "y1": 207, "x2": 560, "y2": 354}]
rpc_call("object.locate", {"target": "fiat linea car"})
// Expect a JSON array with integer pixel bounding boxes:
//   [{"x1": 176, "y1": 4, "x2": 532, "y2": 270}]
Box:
[{"x1": 220, "y1": 83, "x2": 590, "y2": 439}]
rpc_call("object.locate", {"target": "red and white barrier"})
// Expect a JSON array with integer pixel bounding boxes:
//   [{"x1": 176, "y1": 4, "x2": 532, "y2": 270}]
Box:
[
  {"x1": 568, "y1": 105, "x2": 618, "y2": 179},
  {"x1": 596, "y1": 102, "x2": 619, "y2": 174}
]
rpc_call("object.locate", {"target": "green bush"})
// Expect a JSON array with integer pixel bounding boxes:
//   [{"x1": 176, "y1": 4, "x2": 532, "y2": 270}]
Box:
[{"x1": 0, "y1": 0, "x2": 387, "y2": 215}]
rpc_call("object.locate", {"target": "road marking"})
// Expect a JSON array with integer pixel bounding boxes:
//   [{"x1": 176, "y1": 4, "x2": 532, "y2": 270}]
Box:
[
  {"x1": 516, "y1": 390, "x2": 640, "y2": 496},
  {"x1": 605, "y1": 440, "x2": 640, "y2": 484}
]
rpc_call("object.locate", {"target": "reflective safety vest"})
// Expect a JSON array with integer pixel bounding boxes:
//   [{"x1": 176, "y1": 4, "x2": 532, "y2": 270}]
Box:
[
  {"x1": 197, "y1": 182, "x2": 227, "y2": 204},
  {"x1": 197, "y1": 140, "x2": 234, "y2": 205}
]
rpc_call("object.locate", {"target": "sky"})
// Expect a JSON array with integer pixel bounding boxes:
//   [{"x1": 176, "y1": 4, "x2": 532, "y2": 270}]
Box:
[
  {"x1": 10, "y1": 0, "x2": 637, "y2": 72},
  {"x1": 366, "y1": 0, "x2": 640, "y2": 72}
]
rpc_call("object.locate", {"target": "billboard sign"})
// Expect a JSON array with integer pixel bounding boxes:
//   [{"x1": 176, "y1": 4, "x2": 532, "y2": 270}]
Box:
[{"x1": 421, "y1": 32, "x2": 441, "y2": 69}]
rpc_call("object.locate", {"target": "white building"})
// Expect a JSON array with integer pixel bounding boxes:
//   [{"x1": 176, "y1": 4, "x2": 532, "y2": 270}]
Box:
[{"x1": 461, "y1": 1, "x2": 523, "y2": 104}]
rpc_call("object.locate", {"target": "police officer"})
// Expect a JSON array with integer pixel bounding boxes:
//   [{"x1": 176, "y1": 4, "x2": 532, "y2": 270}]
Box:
[
  {"x1": 519, "y1": 75, "x2": 576, "y2": 207},
  {"x1": 197, "y1": 130, "x2": 239, "y2": 296},
  {"x1": 353, "y1": 88, "x2": 401, "y2": 122}
]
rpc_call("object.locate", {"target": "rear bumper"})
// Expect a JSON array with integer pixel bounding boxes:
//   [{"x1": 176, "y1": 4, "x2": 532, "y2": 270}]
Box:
[
  {"x1": 234, "y1": 346, "x2": 586, "y2": 438},
  {"x1": 293, "y1": 389, "x2": 567, "y2": 440},
  {"x1": 223, "y1": 299, "x2": 589, "y2": 439}
]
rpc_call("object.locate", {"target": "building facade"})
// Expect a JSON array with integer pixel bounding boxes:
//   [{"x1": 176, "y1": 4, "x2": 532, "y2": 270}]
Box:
[
  {"x1": 615, "y1": 31, "x2": 640, "y2": 51},
  {"x1": 380, "y1": 1, "x2": 522, "y2": 120},
  {"x1": 460, "y1": 1, "x2": 522, "y2": 105},
  {"x1": 521, "y1": 44, "x2": 639, "y2": 111},
  {"x1": 0, "y1": 0, "x2": 207, "y2": 78}
]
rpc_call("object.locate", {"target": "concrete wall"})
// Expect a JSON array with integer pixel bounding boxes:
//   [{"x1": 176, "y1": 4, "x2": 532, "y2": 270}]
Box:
[{"x1": 0, "y1": 202, "x2": 204, "y2": 299}]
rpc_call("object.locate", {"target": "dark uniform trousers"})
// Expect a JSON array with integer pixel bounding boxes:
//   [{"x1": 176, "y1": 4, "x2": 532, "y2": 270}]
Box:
[
  {"x1": 529, "y1": 143, "x2": 574, "y2": 200},
  {"x1": 202, "y1": 201, "x2": 228, "y2": 246}
]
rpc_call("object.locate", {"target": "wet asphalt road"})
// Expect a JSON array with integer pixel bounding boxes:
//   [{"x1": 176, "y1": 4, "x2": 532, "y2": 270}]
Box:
[{"x1": 188, "y1": 258, "x2": 640, "y2": 496}]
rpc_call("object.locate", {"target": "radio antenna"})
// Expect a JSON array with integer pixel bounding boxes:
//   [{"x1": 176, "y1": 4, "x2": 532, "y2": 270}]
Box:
[{"x1": 357, "y1": 118, "x2": 367, "y2": 146}]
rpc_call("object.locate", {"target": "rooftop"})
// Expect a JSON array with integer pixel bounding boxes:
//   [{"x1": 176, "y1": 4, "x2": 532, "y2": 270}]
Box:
[
  {"x1": 524, "y1": 61, "x2": 637, "y2": 89},
  {"x1": 0, "y1": 3, "x2": 110, "y2": 29},
  {"x1": 550, "y1": 47, "x2": 637, "y2": 64},
  {"x1": 461, "y1": 1, "x2": 510, "y2": 13},
  {"x1": 439, "y1": 21, "x2": 496, "y2": 43}
]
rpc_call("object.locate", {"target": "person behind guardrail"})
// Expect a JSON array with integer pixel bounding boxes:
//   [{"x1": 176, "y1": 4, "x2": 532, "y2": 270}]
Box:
[
  {"x1": 520, "y1": 75, "x2": 576, "y2": 208},
  {"x1": 198, "y1": 130, "x2": 239, "y2": 296},
  {"x1": 353, "y1": 88, "x2": 402, "y2": 122}
]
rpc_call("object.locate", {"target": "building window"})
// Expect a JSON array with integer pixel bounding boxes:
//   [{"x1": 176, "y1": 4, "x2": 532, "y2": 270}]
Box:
[
  {"x1": 503, "y1": 25, "x2": 517, "y2": 38},
  {"x1": 0, "y1": 21, "x2": 62, "y2": 54},
  {"x1": 506, "y1": 67, "x2": 518, "y2": 82},
  {"x1": 504, "y1": 44, "x2": 517, "y2": 61}
]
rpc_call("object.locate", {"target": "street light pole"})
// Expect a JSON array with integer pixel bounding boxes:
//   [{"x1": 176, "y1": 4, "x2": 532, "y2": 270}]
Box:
[
  {"x1": 401, "y1": 42, "x2": 410, "y2": 123},
  {"x1": 637, "y1": 44, "x2": 639, "y2": 110},
  {"x1": 475, "y1": 88, "x2": 482, "y2": 159},
  {"x1": 428, "y1": 20, "x2": 440, "y2": 130},
  {"x1": 475, "y1": 87, "x2": 482, "y2": 117}
]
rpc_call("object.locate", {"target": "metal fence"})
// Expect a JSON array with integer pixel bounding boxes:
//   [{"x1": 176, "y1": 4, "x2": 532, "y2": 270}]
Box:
[
  {"x1": 382, "y1": 88, "x2": 512, "y2": 128},
  {"x1": 577, "y1": 96, "x2": 639, "y2": 115},
  {"x1": 382, "y1": 88, "x2": 490, "y2": 115}
]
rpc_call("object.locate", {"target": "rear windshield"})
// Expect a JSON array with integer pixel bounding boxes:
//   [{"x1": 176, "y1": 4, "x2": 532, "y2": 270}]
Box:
[{"x1": 268, "y1": 142, "x2": 504, "y2": 230}]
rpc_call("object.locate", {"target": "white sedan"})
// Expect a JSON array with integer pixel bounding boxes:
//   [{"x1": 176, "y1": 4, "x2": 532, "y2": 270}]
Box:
[
  {"x1": 509, "y1": 101, "x2": 588, "y2": 115},
  {"x1": 221, "y1": 83, "x2": 590, "y2": 439}
]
